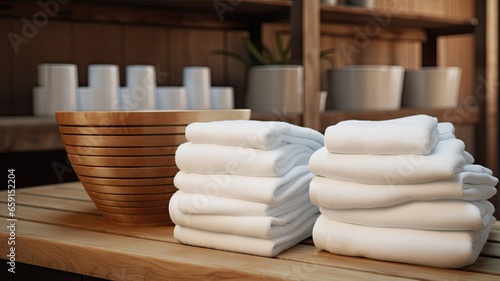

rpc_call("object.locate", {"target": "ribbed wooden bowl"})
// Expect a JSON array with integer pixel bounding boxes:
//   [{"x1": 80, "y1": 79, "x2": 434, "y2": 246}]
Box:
[{"x1": 55, "y1": 110, "x2": 251, "y2": 225}]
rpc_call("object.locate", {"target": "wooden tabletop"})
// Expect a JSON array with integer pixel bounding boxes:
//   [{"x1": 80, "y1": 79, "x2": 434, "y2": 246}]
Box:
[{"x1": 0, "y1": 182, "x2": 499, "y2": 280}]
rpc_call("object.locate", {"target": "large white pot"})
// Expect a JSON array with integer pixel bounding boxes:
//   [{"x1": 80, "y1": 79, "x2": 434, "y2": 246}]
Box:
[
  {"x1": 327, "y1": 65, "x2": 404, "y2": 110},
  {"x1": 402, "y1": 67, "x2": 461, "y2": 108},
  {"x1": 246, "y1": 65, "x2": 303, "y2": 114}
]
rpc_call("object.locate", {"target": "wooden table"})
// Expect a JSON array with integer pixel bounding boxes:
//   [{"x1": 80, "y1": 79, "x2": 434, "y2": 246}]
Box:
[{"x1": 0, "y1": 182, "x2": 499, "y2": 280}]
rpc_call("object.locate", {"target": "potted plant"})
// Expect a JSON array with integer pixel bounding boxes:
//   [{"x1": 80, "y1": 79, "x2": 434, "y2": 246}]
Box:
[{"x1": 213, "y1": 33, "x2": 334, "y2": 114}]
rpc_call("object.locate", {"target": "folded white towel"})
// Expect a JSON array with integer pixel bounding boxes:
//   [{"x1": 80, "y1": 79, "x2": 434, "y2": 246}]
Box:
[
  {"x1": 313, "y1": 215, "x2": 495, "y2": 268},
  {"x1": 174, "y1": 165, "x2": 312, "y2": 204},
  {"x1": 185, "y1": 120, "x2": 324, "y2": 151},
  {"x1": 176, "y1": 143, "x2": 314, "y2": 177},
  {"x1": 324, "y1": 115, "x2": 438, "y2": 155},
  {"x1": 170, "y1": 192, "x2": 319, "y2": 239},
  {"x1": 174, "y1": 190, "x2": 312, "y2": 216},
  {"x1": 174, "y1": 214, "x2": 318, "y2": 257},
  {"x1": 320, "y1": 200, "x2": 495, "y2": 231},
  {"x1": 309, "y1": 168, "x2": 498, "y2": 209},
  {"x1": 438, "y1": 122, "x2": 455, "y2": 140},
  {"x1": 309, "y1": 139, "x2": 467, "y2": 184}
]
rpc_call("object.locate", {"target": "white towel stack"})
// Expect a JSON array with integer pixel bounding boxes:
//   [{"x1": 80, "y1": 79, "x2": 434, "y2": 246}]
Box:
[
  {"x1": 171, "y1": 120, "x2": 323, "y2": 257},
  {"x1": 309, "y1": 115, "x2": 498, "y2": 268}
]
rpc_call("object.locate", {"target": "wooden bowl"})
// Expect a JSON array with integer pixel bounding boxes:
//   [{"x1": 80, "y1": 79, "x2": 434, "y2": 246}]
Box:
[
  {"x1": 81, "y1": 182, "x2": 177, "y2": 194},
  {"x1": 55, "y1": 110, "x2": 251, "y2": 126},
  {"x1": 88, "y1": 191, "x2": 174, "y2": 202},
  {"x1": 64, "y1": 146, "x2": 178, "y2": 156},
  {"x1": 56, "y1": 110, "x2": 251, "y2": 226},
  {"x1": 91, "y1": 198, "x2": 168, "y2": 208},
  {"x1": 95, "y1": 204, "x2": 169, "y2": 215},
  {"x1": 60, "y1": 134, "x2": 187, "y2": 147},
  {"x1": 68, "y1": 154, "x2": 176, "y2": 167},
  {"x1": 72, "y1": 164, "x2": 179, "y2": 178},
  {"x1": 77, "y1": 175, "x2": 174, "y2": 186},
  {"x1": 59, "y1": 125, "x2": 187, "y2": 135}
]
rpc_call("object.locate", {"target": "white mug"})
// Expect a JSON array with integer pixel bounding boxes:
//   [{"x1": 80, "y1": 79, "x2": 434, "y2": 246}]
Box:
[
  {"x1": 88, "y1": 64, "x2": 119, "y2": 110},
  {"x1": 155, "y1": 87, "x2": 188, "y2": 110},
  {"x1": 32, "y1": 87, "x2": 50, "y2": 116},
  {"x1": 210, "y1": 87, "x2": 234, "y2": 110},
  {"x1": 77, "y1": 87, "x2": 95, "y2": 111},
  {"x1": 183, "y1": 66, "x2": 211, "y2": 109},
  {"x1": 48, "y1": 64, "x2": 78, "y2": 112},
  {"x1": 125, "y1": 65, "x2": 156, "y2": 110}
]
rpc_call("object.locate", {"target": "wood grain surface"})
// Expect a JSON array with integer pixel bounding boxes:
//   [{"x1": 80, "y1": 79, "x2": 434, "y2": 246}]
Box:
[
  {"x1": 0, "y1": 182, "x2": 499, "y2": 280},
  {"x1": 82, "y1": 182, "x2": 177, "y2": 194},
  {"x1": 68, "y1": 154, "x2": 176, "y2": 167},
  {"x1": 77, "y1": 175, "x2": 174, "y2": 186},
  {"x1": 55, "y1": 110, "x2": 251, "y2": 126},
  {"x1": 61, "y1": 134, "x2": 188, "y2": 147},
  {"x1": 58, "y1": 125, "x2": 187, "y2": 135},
  {"x1": 72, "y1": 165, "x2": 179, "y2": 178},
  {"x1": 64, "y1": 145, "x2": 179, "y2": 156}
]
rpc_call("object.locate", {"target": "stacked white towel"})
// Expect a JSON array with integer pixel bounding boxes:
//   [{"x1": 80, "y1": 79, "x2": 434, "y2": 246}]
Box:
[
  {"x1": 309, "y1": 115, "x2": 498, "y2": 268},
  {"x1": 171, "y1": 120, "x2": 322, "y2": 257}
]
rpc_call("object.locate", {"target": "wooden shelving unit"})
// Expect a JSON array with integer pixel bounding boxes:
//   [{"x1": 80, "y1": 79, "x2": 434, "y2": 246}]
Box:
[
  {"x1": 0, "y1": 0, "x2": 496, "y2": 175},
  {"x1": 292, "y1": 1, "x2": 496, "y2": 177}
]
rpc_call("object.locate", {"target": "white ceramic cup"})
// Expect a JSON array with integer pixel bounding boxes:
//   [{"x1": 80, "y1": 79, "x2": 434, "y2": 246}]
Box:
[
  {"x1": 125, "y1": 65, "x2": 156, "y2": 110},
  {"x1": 48, "y1": 64, "x2": 78, "y2": 112},
  {"x1": 402, "y1": 67, "x2": 461, "y2": 108},
  {"x1": 183, "y1": 66, "x2": 211, "y2": 109},
  {"x1": 210, "y1": 87, "x2": 234, "y2": 110},
  {"x1": 77, "y1": 87, "x2": 95, "y2": 111},
  {"x1": 155, "y1": 87, "x2": 188, "y2": 110},
  {"x1": 88, "y1": 64, "x2": 119, "y2": 110},
  {"x1": 32, "y1": 87, "x2": 50, "y2": 116},
  {"x1": 37, "y1": 63, "x2": 51, "y2": 87}
]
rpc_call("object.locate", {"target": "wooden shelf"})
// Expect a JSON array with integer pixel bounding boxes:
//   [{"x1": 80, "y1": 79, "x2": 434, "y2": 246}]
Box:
[
  {"x1": 0, "y1": 117, "x2": 64, "y2": 153},
  {"x1": 0, "y1": 0, "x2": 292, "y2": 29},
  {"x1": 320, "y1": 5, "x2": 477, "y2": 36},
  {"x1": 321, "y1": 107, "x2": 480, "y2": 131}
]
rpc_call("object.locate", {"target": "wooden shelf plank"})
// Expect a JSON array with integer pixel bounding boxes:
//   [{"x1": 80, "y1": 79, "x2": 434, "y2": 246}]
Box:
[
  {"x1": 0, "y1": 0, "x2": 292, "y2": 29},
  {"x1": 320, "y1": 5, "x2": 477, "y2": 35},
  {"x1": 321, "y1": 107, "x2": 480, "y2": 132},
  {"x1": 0, "y1": 116, "x2": 64, "y2": 152}
]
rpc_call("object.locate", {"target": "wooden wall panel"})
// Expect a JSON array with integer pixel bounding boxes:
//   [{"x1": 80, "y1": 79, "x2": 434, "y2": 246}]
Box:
[
  {"x1": 0, "y1": 19, "x2": 12, "y2": 115},
  {"x1": 11, "y1": 20, "x2": 72, "y2": 116},
  {"x1": 169, "y1": 29, "x2": 225, "y2": 86},
  {"x1": 226, "y1": 30, "x2": 249, "y2": 108},
  {"x1": 123, "y1": 25, "x2": 169, "y2": 86},
  {"x1": 72, "y1": 23, "x2": 122, "y2": 87},
  {"x1": 320, "y1": 36, "x2": 335, "y2": 91}
]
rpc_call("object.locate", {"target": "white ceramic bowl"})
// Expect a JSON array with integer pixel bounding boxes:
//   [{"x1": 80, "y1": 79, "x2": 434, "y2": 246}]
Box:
[
  {"x1": 327, "y1": 65, "x2": 404, "y2": 110},
  {"x1": 402, "y1": 67, "x2": 461, "y2": 108}
]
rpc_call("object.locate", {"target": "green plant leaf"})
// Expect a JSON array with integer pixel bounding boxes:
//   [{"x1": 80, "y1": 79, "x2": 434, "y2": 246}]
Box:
[
  {"x1": 242, "y1": 38, "x2": 270, "y2": 65},
  {"x1": 275, "y1": 32, "x2": 287, "y2": 62},
  {"x1": 320, "y1": 48, "x2": 335, "y2": 58}
]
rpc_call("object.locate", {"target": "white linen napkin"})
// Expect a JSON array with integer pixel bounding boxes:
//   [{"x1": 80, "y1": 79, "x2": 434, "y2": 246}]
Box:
[
  {"x1": 170, "y1": 192, "x2": 319, "y2": 239},
  {"x1": 173, "y1": 190, "x2": 311, "y2": 216},
  {"x1": 174, "y1": 165, "x2": 312, "y2": 204},
  {"x1": 324, "y1": 115, "x2": 438, "y2": 155},
  {"x1": 309, "y1": 139, "x2": 467, "y2": 184},
  {"x1": 309, "y1": 168, "x2": 498, "y2": 209},
  {"x1": 176, "y1": 142, "x2": 314, "y2": 177},
  {"x1": 174, "y1": 214, "x2": 318, "y2": 257},
  {"x1": 320, "y1": 200, "x2": 494, "y2": 231},
  {"x1": 312, "y1": 215, "x2": 495, "y2": 268},
  {"x1": 185, "y1": 120, "x2": 324, "y2": 151}
]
